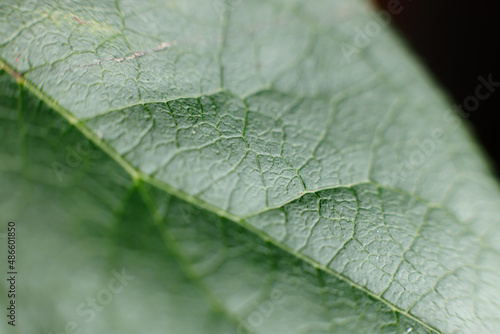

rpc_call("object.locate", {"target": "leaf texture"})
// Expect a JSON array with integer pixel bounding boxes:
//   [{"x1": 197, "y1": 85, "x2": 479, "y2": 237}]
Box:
[{"x1": 1, "y1": 0, "x2": 500, "y2": 333}]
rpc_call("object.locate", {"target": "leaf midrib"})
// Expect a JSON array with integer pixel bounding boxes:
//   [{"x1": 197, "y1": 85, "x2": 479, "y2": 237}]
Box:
[{"x1": 0, "y1": 59, "x2": 441, "y2": 333}]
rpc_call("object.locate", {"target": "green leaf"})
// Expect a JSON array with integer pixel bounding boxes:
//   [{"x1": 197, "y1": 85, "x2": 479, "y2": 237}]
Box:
[{"x1": 1, "y1": 0, "x2": 500, "y2": 333}]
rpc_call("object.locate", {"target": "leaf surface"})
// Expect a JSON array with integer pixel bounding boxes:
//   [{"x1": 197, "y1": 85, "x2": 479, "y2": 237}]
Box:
[{"x1": 1, "y1": 0, "x2": 500, "y2": 333}]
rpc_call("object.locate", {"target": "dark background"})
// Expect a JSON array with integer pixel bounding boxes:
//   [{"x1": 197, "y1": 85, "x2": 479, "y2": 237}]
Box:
[{"x1": 375, "y1": 0, "x2": 500, "y2": 175}]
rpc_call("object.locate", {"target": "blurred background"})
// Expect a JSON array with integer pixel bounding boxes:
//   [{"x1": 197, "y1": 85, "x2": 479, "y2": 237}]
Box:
[{"x1": 375, "y1": 0, "x2": 500, "y2": 176}]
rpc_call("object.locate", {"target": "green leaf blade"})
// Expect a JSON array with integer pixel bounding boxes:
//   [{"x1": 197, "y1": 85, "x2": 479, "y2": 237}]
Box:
[{"x1": 1, "y1": 0, "x2": 500, "y2": 333}]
